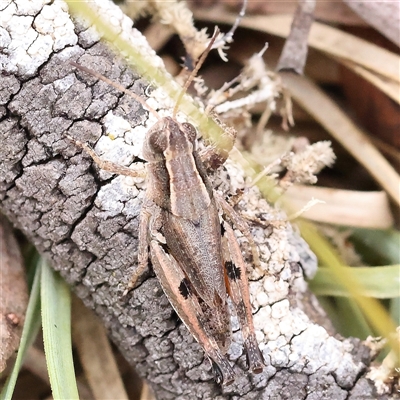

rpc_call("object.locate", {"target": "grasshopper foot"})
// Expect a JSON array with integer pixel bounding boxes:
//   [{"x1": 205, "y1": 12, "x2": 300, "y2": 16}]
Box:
[
  {"x1": 209, "y1": 356, "x2": 236, "y2": 386},
  {"x1": 245, "y1": 335, "x2": 265, "y2": 374}
]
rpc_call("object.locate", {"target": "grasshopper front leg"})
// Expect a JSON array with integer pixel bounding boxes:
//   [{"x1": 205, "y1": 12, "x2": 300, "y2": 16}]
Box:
[
  {"x1": 221, "y1": 221, "x2": 265, "y2": 374},
  {"x1": 124, "y1": 198, "x2": 159, "y2": 294},
  {"x1": 67, "y1": 135, "x2": 151, "y2": 292},
  {"x1": 150, "y1": 239, "x2": 236, "y2": 386},
  {"x1": 67, "y1": 135, "x2": 146, "y2": 178}
]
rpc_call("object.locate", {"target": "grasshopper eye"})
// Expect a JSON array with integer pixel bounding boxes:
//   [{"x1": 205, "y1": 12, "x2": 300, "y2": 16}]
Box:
[
  {"x1": 148, "y1": 130, "x2": 167, "y2": 154},
  {"x1": 181, "y1": 123, "x2": 197, "y2": 144}
]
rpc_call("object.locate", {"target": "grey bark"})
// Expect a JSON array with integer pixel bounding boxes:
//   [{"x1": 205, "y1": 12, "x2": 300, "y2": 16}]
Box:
[{"x1": 0, "y1": 1, "x2": 389, "y2": 399}]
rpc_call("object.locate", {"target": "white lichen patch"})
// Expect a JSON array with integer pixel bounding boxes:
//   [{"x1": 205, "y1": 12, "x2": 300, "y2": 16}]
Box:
[
  {"x1": 289, "y1": 325, "x2": 363, "y2": 376},
  {"x1": 271, "y1": 299, "x2": 290, "y2": 320},
  {"x1": 13, "y1": 0, "x2": 50, "y2": 15},
  {"x1": 148, "y1": 86, "x2": 176, "y2": 113},
  {"x1": 256, "y1": 291, "x2": 269, "y2": 307},
  {"x1": 52, "y1": 73, "x2": 76, "y2": 94},
  {"x1": 103, "y1": 111, "x2": 134, "y2": 139},
  {"x1": 95, "y1": 175, "x2": 140, "y2": 218},
  {"x1": 264, "y1": 335, "x2": 291, "y2": 367},
  {"x1": 101, "y1": 110, "x2": 160, "y2": 161},
  {"x1": 3, "y1": 0, "x2": 77, "y2": 77},
  {"x1": 93, "y1": 136, "x2": 138, "y2": 181},
  {"x1": 78, "y1": 0, "x2": 165, "y2": 74},
  {"x1": 124, "y1": 124, "x2": 149, "y2": 154}
]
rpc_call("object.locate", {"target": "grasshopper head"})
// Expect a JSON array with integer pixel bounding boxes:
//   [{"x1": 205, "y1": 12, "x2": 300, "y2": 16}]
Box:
[
  {"x1": 142, "y1": 117, "x2": 197, "y2": 163},
  {"x1": 163, "y1": 117, "x2": 197, "y2": 161}
]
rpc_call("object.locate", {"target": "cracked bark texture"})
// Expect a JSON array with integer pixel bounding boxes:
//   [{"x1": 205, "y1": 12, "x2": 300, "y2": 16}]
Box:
[{"x1": 0, "y1": 1, "x2": 388, "y2": 399}]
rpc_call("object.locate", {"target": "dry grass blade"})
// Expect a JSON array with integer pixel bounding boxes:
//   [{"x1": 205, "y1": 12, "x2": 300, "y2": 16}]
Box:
[
  {"x1": 343, "y1": 0, "x2": 400, "y2": 47},
  {"x1": 143, "y1": 22, "x2": 174, "y2": 53},
  {"x1": 257, "y1": 14, "x2": 399, "y2": 82},
  {"x1": 340, "y1": 59, "x2": 400, "y2": 104},
  {"x1": 139, "y1": 382, "x2": 156, "y2": 400},
  {"x1": 280, "y1": 72, "x2": 400, "y2": 207},
  {"x1": 285, "y1": 186, "x2": 394, "y2": 228},
  {"x1": 193, "y1": 11, "x2": 400, "y2": 99},
  {"x1": 71, "y1": 296, "x2": 129, "y2": 400}
]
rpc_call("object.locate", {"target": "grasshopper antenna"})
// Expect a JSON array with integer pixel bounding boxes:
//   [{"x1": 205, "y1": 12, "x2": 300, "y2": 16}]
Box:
[
  {"x1": 69, "y1": 61, "x2": 161, "y2": 121},
  {"x1": 172, "y1": 28, "x2": 220, "y2": 119}
]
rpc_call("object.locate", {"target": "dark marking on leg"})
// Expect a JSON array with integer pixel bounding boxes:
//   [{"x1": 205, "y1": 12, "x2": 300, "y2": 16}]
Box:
[
  {"x1": 225, "y1": 261, "x2": 241, "y2": 281},
  {"x1": 220, "y1": 223, "x2": 226, "y2": 236},
  {"x1": 178, "y1": 277, "x2": 192, "y2": 299}
]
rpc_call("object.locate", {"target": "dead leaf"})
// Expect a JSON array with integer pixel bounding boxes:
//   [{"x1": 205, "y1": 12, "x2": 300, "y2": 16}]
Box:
[
  {"x1": 0, "y1": 215, "x2": 28, "y2": 375},
  {"x1": 285, "y1": 186, "x2": 394, "y2": 228}
]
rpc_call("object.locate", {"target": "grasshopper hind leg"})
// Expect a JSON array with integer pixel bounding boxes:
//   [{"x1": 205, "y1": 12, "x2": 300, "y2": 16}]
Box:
[
  {"x1": 210, "y1": 357, "x2": 234, "y2": 386},
  {"x1": 221, "y1": 221, "x2": 265, "y2": 374},
  {"x1": 150, "y1": 240, "x2": 236, "y2": 385}
]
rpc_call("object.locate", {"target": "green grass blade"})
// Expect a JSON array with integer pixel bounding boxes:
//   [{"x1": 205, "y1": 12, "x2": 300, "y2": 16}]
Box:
[
  {"x1": 350, "y1": 228, "x2": 400, "y2": 266},
  {"x1": 334, "y1": 297, "x2": 373, "y2": 338},
  {"x1": 310, "y1": 265, "x2": 400, "y2": 298},
  {"x1": 0, "y1": 260, "x2": 42, "y2": 400},
  {"x1": 316, "y1": 296, "x2": 372, "y2": 338},
  {"x1": 41, "y1": 259, "x2": 79, "y2": 400},
  {"x1": 298, "y1": 220, "x2": 399, "y2": 358},
  {"x1": 390, "y1": 297, "x2": 400, "y2": 326}
]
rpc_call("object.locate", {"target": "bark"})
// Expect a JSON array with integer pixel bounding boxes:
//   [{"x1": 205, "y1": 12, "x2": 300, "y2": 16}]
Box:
[{"x1": 0, "y1": 0, "x2": 387, "y2": 399}]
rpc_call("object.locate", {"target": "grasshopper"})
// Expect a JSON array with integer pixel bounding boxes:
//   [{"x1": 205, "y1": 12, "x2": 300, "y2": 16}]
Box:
[{"x1": 68, "y1": 38, "x2": 265, "y2": 385}]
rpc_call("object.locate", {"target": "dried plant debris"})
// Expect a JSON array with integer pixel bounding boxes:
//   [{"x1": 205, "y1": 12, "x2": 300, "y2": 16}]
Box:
[
  {"x1": 0, "y1": 215, "x2": 28, "y2": 375},
  {"x1": 284, "y1": 186, "x2": 394, "y2": 229},
  {"x1": 366, "y1": 328, "x2": 400, "y2": 395},
  {"x1": 71, "y1": 296, "x2": 129, "y2": 400},
  {"x1": 201, "y1": 45, "x2": 289, "y2": 143},
  {"x1": 317, "y1": 225, "x2": 363, "y2": 267},
  {"x1": 279, "y1": 141, "x2": 336, "y2": 188},
  {"x1": 121, "y1": 0, "x2": 245, "y2": 64}
]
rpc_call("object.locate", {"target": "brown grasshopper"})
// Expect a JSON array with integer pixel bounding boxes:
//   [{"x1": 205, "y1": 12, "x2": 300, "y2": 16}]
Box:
[{"x1": 68, "y1": 40, "x2": 265, "y2": 385}]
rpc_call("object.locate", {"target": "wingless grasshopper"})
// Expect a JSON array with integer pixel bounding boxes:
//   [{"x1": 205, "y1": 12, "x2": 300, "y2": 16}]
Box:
[{"x1": 68, "y1": 35, "x2": 265, "y2": 385}]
